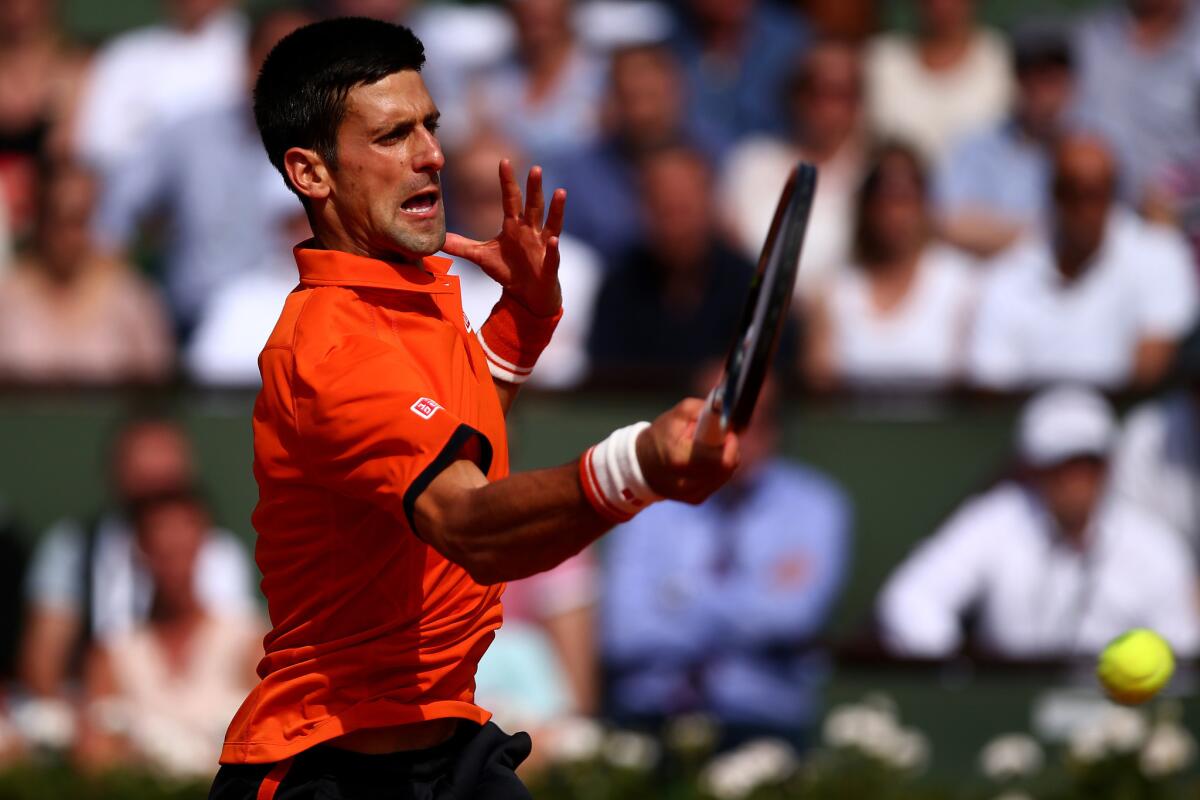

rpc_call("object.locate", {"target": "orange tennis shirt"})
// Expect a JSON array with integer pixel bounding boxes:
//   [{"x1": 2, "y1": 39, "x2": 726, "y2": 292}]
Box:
[{"x1": 220, "y1": 245, "x2": 507, "y2": 764}]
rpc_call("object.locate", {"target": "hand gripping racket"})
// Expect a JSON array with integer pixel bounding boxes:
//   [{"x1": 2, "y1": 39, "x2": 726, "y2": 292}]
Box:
[{"x1": 695, "y1": 162, "x2": 818, "y2": 445}]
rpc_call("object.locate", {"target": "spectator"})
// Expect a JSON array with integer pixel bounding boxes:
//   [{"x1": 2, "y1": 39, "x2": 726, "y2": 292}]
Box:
[
  {"x1": 865, "y1": 0, "x2": 1012, "y2": 163},
  {"x1": 1111, "y1": 337, "x2": 1200, "y2": 549},
  {"x1": 76, "y1": 489, "x2": 261, "y2": 777},
  {"x1": 0, "y1": 160, "x2": 173, "y2": 385},
  {"x1": 878, "y1": 386, "x2": 1200, "y2": 659},
  {"x1": 498, "y1": 551, "x2": 599, "y2": 715},
  {"x1": 719, "y1": 39, "x2": 868, "y2": 297},
  {"x1": 16, "y1": 416, "x2": 254, "y2": 731},
  {"x1": 670, "y1": 0, "x2": 810, "y2": 149},
  {"x1": 92, "y1": 8, "x2": 309, "y2": 335},
  {"x1": 184, "y1": 210, "x2": 310, "y2": 387},
  {"x1": 469, "y1": 0, "x2": 606, "y2": 161},
  {"x1": 968, "y1": 134, "x2": 1199, "y2": 390},
  {"x1": 0, "y1": 0, "x2": 86, "y2": 243},
  {"x1": 805, "y1": 143, "x2": 977, "y2": 391},
  {"x1": 935, "y1": 27, "x2": 1076, "y2": 257},
  {"x1": 546, "y1": 43, "x2": 721, "y2": 265},
  {"x1": 444, "y1": 132, "x2": 600, "y2": 390},
  {"x1": 588, "y1": 147, "x2": 756, "y2": 382},
  {"x1": 1074, "y1": 0, "x2": 1200, "y2": 200},
  {"x1": 73, "y1": 0, "x2": 247, "y2": 181},
  {"x1": 603, "y1": 369, "x2": 851, "y2": 747}
]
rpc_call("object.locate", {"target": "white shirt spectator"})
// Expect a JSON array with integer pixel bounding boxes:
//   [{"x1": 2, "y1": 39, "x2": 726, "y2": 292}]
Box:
[
  {"x1": 878, "y1": 482, "x2": 1200, "y2": 658},
  {"x1": 823, "y1": 245, "x2": 977, "y2": 389},
  {"x1": 718, "y1": 135, "x2": 861, "y2": 297},
  {"x1": 450, "y1": 233, "x2": 601, "y2": 390},
  {"x1": 865, "y1": 28, "x2": 1013, "y2": 163},
  {"x1": 25, "y1": 514, "x2": 254, "y2": 641},
  {"x1": 968, "y1": 211, "x2": 1199, "y2": 389},
  {"x1": 73, "y1": 9, "x2": 247, "y2": 178},
  {"x1": 1111, "y1": 391, "x2": 1200, "y2": 546},
  {"x1": 185, "y1": 256, "x2": 298, "y2": 387}
]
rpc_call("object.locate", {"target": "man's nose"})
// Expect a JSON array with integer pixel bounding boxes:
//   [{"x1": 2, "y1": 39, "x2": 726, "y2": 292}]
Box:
[{"x1": 414, "y1": 129, "x2": 445, "y2": 174}]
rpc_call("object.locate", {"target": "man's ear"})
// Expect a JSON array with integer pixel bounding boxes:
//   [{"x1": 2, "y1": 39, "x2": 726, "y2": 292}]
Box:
[{"x1": 283, "y1": 147, "x2": 332, "y2": 202}]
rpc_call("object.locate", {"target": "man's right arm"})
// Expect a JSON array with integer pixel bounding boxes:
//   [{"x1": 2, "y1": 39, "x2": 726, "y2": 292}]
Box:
[{"x1": 413, "y1": 399, "x2": 740, "y2": 586}]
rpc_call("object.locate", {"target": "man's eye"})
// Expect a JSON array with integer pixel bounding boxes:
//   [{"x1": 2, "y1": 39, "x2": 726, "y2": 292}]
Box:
[{"x1": 427, "y1": 121, "x2": 440, "y2": 135}]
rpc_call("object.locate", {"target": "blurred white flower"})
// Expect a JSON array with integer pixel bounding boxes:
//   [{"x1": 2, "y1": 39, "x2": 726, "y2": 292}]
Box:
[
  {"x1": 544, "y1": 716, "x2": 605, "y2": 763},
  {"x1": 1069, "y1": 705, "x2": 1149, "y2": 764},
  {"x1": 665, "y1": 712, "x2": 718, "y2": 753},
  {"x1": 1139, "y1": 721, "x2": 1196, "y2": 778},
  {"x1": 9, "y1": 697, "x2": 75, "y2": 750},
  {"x1": 699, "y1": 739, "x2": 798, "y2": 800},
  {"x1": 603, "y1": 730, "x2": 661, "y2": 771},
  {"x1": 979, "y1": 733, "x2": 1044, "y2": 781},
  {"x1": 822, "y1": 701, "x2": 929, "y2": 773}
]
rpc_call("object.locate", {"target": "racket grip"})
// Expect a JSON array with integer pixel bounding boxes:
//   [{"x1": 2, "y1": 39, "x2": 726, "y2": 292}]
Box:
[{"x1": 694, "y1": 388, "x2": 727, "y2": 447}]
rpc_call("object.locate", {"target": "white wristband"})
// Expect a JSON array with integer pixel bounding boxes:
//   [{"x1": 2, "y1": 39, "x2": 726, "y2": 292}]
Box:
[{"x1": 579, "y1": 422, "x2": 662, "y2": 523}]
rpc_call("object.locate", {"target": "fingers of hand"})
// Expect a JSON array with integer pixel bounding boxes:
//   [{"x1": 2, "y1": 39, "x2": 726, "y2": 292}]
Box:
[
  {"x1": 524, "y1": 166, "x2": 544, "y2": 227},
  {"x1": 499, "y1": 159, "x2": 522, "y2": 219},
  {"x1": 544, "y1": 236, "x2": 561, "y2": 276},
  {"x1": 544, "y1": 189, "x2": 567, "y2": 238}
]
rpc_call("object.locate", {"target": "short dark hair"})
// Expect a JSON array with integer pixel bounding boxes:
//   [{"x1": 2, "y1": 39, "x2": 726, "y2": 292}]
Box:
[
  {"x1": 852, "y1": 141, "x2": 929, "y2": 265},
  {"x1": 253, "y1": 17, "x2": 426, "y2": 194}
]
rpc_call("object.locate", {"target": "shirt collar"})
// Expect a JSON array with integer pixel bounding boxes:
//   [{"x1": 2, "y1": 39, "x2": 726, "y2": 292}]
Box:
[{"x1": 294, "y1": 241, "x2": 456, "y2": 294}]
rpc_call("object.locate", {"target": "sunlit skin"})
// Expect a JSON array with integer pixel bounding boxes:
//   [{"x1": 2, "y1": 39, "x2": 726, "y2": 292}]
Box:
[{"x1": 282, "y1": 70, "x2": 564, "y2": 318}]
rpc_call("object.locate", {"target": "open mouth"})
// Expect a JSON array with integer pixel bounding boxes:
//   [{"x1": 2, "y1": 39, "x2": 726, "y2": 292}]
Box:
[{"x1": 400, "y1": 188, "x2": 440, "y2": 217}]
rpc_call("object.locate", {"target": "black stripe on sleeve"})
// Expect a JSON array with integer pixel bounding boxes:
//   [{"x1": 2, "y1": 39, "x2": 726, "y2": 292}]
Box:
[{"x1": 402, "y1": 423, "x2": 494, "y2": 534}]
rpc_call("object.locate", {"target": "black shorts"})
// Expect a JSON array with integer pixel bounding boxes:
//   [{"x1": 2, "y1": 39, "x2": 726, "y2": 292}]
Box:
[{"x1": 209, "y1": 722, "x2": 532, "y2": 800}]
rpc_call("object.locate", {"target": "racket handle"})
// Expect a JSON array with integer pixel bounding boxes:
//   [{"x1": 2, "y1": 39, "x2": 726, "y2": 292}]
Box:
[{"x1": 695, "y1": 388, "x2": 727, "y2": 447}]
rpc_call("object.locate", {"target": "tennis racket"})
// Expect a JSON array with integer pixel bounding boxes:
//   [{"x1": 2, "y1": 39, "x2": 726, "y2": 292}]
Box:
[{"x1": 695, "y1": 162, "x2": 817, "y2": 445}]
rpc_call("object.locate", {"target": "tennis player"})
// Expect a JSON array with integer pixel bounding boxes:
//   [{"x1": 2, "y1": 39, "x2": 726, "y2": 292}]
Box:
[{"x1": 209, "y1": 17, "x2": 740, "y2": 800}]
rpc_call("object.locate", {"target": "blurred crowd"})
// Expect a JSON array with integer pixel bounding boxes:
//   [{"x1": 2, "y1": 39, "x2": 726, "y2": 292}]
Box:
[{"x1": 0, "y1": 0, "x2": 1199, "y2": 783}]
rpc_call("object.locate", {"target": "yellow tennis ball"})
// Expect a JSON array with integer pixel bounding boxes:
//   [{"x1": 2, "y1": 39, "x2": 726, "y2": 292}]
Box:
[{"x1": 1097, "y1": 629, "x2": 1175, "y2": 705}]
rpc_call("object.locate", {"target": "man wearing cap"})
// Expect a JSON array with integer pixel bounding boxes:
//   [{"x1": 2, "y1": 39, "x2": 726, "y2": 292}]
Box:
[{"x1": 877, "y1": 386, "x2": 1200, "y2": 659}]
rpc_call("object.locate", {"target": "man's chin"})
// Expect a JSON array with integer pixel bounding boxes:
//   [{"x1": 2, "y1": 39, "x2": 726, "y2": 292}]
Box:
[{"x1": 385, "y1": 227, "x2": 446, "y2": 263}]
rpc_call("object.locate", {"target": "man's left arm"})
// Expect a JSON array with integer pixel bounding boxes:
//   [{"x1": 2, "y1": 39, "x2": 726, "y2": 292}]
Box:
[{"x1": 443, "y1": 161, "x2": 565, "y2": 415}]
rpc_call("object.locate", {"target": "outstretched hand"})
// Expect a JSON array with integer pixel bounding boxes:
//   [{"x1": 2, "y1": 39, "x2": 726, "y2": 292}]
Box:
[{"x1": 442, "y1": 159, "x2": 566, "y2": 317}]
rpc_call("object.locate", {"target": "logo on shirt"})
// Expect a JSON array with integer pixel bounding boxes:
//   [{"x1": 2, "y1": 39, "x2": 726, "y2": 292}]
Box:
[
  {"x1": 463, "y1": 312, "x2": 473, "y2": 333},
  {"x1": 410, "y1": 397, "x2": 442, "y2": 420}
]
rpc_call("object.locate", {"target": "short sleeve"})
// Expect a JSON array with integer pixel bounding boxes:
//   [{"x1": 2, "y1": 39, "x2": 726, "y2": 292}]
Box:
[
  {"x1": 25, "y1": 521, "x2": 85, "y2": 612},
  {"x1": 1133, "y1": 228, "x2": 1199, "y2": 339},
  {"x1": 292, "y1": 334, "x2": 493, "y2": 532}
]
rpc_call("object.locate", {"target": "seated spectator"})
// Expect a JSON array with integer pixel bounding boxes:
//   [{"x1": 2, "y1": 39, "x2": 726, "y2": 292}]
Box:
[
  {"x1": 443, "y1": 132, "x2": 600, "y2": 390},
  {"x1": 719, "y1": 40, "x2": 868, "y2": 296},
  {"x1": 0, "y1": 160, "x2": 173, "y2": 385},
  {"x1": 1111, "y1": 336, "x2": 1200, "y2": 549},
  {"x1": 805, "y1": 143, "x2": 977, "y2": 391},
  {"x1": 1075, "y1": 0, "x2": 1200, "y2": 201},
  {"x1": 865, "y1": 0, "x2": 1012, "y2": 163},
  {"x1": 588, "y1": 147, "x2": 757, "y2": 383},
  {"x1": 499, "y1": 551, "x2": 598, "y2": 715},
  {"x1": 968, "y1": 134, "x2": 1198, "y2": 390},
  {"x1": 184, "y1": 210, "x2": 309, "y2": 387},
  {"x1": 469, "y1": 0, "x2": 606, "y2": 161},
  {"x1": 603, "y1": 370, "x2": 851, "y2": 747},
  {"x1": 878, "y1": 386, "x2": 1200, "y2": 659},
  {"x1": 76, "y1": 488, "x2": 261, "y2": 777},
  {"x1": 0, "y1": 0, "x2": 86, "y2": 243},
  {"x1": 546, "y1": 43, "x2": 721, "y2": 265},
  {"x1": 935, "y1": 26, "x2": 1076, "y2": 257},
  {"x1": 92, "y1": 7, "x2": 310, "y2": 335},
  {"x1": 73, "y1": 0, "x2": 247, "y2": 182},
  {"x1": 670, "y1": 0, "x2": 810, "y2": 150},
  {"x1": 15, "y1": 415, "x2": 254, "y2": 748}
]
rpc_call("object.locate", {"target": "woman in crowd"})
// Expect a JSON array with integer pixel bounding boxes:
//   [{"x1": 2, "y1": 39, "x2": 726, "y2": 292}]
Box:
[
  {"x1": 75, "y1": 490, "x2": 261, "y2": 777},
  {"x1": 804, "y1": 142, "x2": 978, "y2": 391},
  {"x1": 0, "y1": 160, "x2": 173, "y2": 384}
]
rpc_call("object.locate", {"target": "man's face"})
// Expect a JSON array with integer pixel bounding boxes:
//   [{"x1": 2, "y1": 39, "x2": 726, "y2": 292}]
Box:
[
  {"x1": 329, "y1": 71, "x2": 446, "y2": 262},
  {"x1": 447, "y1": 137, "x2": 512, "y2": 241},
  {"x1": 1016, "y1": 66, "x2": 1073, "y2": 139},
  {"x1": 609, "y1": 51, "x2": 682, "y2": 149},
  {"x1": 793, "y1": 45, "x2": 861, "y2": 153},
  {"x1": 113, "y1": 424, "x2": 194, "y2": 505},
  {"x1": 1037, "y1": 456, "x2": 1107, "y2": 536},
  {"x1": 1053, "y1": 140, "x2": 1115, "y2": 261},
  {"x1": 137, "y1": 501, "x2": 207, "y2": 610},
  {"x1": 641, "y1": 153, "x2": 713, "y2": 268}
]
